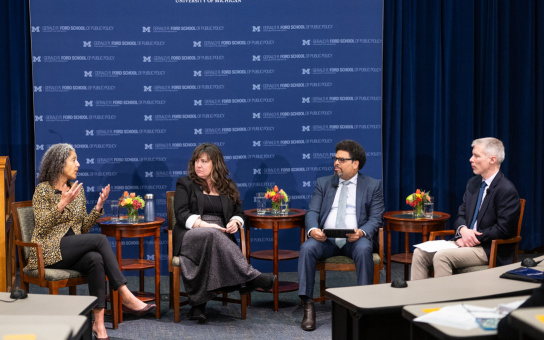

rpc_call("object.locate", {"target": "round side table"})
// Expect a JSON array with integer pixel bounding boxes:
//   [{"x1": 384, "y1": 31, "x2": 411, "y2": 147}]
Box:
[
  {"x1": 244, "y1": 208, "x2": 306, "y2": 311},
  {"x1": 383, "y1": 211, "x2": 450, "y2": 283},
  {"x1": 97, "y1": 216, "x2": 164, "y2": 322}
]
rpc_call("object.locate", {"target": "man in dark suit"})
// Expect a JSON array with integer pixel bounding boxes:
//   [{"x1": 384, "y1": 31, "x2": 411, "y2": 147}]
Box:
[
  {"x1": 411, "y1": 137, "x2": 521, "y2": 280},
  {"x1": 298, "y1": 140, "x2": 384, "y2": 331}
]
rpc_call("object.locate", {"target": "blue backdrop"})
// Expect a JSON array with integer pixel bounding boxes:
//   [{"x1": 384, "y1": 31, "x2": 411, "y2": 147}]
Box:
[{"x1": 28, "y1": 0, "x2": 384, "y2": 274}]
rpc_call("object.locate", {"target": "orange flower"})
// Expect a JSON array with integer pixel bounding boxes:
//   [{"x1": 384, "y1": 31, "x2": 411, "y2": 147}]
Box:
[
  {"x1": 130, "y1": 192, "x2": 136, "y2": 198},
  {"x1": 274, "y1": 185, "x2": 279, "y2": 192},
  {"x1": 123, "y1": 191, "x2": 129, "y2": 197},
  {"x1": 416, "y1": 189, "x2": 421, "y2": 195},
  {"x1": 120, "y1": 199, "x2": 126, "y2": 206}
]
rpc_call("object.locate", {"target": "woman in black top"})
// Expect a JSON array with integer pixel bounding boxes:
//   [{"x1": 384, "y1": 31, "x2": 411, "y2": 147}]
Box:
[{"x1": 173, "y1": 143, "x2": 275, "y2": 322}]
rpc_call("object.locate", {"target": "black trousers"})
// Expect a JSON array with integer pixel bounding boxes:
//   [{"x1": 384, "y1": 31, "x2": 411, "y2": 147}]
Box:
[{"x1": 47, "y1": 233, "x2": 127, "y2": 308}]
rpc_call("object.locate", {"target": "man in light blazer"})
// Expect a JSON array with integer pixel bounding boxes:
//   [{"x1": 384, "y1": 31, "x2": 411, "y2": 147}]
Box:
[
  {"x1": 298, "y1": 140, "x2": 384, "y2": 331},
  {"x1": 411, "y1": 137, "x2": 521, "y2": 280}
]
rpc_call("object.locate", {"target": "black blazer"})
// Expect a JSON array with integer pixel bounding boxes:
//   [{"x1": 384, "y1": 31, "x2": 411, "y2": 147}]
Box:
[
  {"x1": 172, "y1": 176, "x2": 245, "y2": 256},
  {"x1": 453, "y1": 170, "x2": 521, "y2": 266}
]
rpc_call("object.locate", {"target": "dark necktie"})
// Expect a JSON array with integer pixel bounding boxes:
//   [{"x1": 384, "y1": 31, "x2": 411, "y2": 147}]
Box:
[
  {"x1": 334, "y1": 181, "x2": 348, "y2": 248},
  {"x1": 469, "y1": 181, "x2": 488, "y2": 229}
]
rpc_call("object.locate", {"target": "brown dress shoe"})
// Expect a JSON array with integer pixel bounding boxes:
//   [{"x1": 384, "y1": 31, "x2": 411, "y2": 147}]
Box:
[{"x1": 301, "y1": 301, "x2": 316, "y2": 331}]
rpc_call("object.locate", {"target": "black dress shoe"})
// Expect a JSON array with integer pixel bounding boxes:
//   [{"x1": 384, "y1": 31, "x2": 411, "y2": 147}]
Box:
[
  {"x1": 188, "y1": 303, "x2": 207, "y2": 323},
  {"x1": 92, "y1": 331, "x2": 110, "y2": 340},
  {"x1": 122, "y1": 303, "x2": 156, "y2": 317},
  {"x1": 301, "y1": 301, "x2": 316, "y2": 331}
]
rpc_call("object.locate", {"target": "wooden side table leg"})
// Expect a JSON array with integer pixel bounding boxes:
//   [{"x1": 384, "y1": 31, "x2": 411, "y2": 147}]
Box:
[
  {"x1": 154, "y1": 232, "x2": 160, "y2": 319},
  {"x1": 116, "y1": 235, "x2": 123, "y2": 323},
  {"x1": 386, "y1": 228, "x2": 392, "y2": 283},
  {"x1": 139, "y1": 237, "x2": 144, "y2": 293},
  {"x1": 273, "y1": 222, "x2": 279, "y2": 312}
]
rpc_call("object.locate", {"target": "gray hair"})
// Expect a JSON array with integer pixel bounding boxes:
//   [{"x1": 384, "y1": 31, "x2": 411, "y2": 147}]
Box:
[
  {"x1": 471, "y1": 138, "x2": 505, "y2": 165},
  {"x1": 38, "y1": 143, "x2": 75, "y2": 185}
]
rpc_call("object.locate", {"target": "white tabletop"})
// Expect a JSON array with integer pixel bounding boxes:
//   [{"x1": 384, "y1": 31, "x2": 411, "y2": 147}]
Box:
[
  {"x1": 402, "y1": 295, "x2": 530, "y2": 339},
  {"x1": 0, "y1": 324, "x2": 72, "y2": 340},
  {"x1": 325, "y1": 255, "x2": 544, "y2": 314},
  {"x1": 0, "y1": 293, "x2": 97, "y2": 316}
]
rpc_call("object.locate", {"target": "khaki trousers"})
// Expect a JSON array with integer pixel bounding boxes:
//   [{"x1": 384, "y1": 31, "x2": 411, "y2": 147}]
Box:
[{"x1": 411, "y1": 241, "x2": 488, "y2": 280}]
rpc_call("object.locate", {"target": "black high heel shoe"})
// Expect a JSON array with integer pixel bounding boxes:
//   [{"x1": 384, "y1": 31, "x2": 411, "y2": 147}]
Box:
[{"x1": 122, "y1": 303, "x2": 156, "y2": 317}]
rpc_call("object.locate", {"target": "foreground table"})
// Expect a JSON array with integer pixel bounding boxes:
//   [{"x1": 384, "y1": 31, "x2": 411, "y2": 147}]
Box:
[
  {"x1": 0, "y1": 315, "x2": 87, "y2": 340},
  {"x1": 97, "y1": 216, "x2": 164, "y2": 321},
  {"x1": 509, "y1": 307, "x2": 544, "y2": 340},
  {"x1": 403, "y1": 295, "x2": 530, "y2": 340},
  {"x1": 325, "y1": 256, "x2": 544, "y2": 340},
  {"x1": 384, "y1": 211, "x2": 451, "y2": 282},
  {"x1": 244, "y1": 208, "x2": 306, "y2": 311},
  {"x1": 0, "y1": 292, "x2": 96, "y2": 340}
]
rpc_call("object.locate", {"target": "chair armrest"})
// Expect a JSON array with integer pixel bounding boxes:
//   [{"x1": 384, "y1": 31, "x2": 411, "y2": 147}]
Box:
[
  {"x1": 488, "y1": 236, "x2": 522, "y2": 268},
  {"x1": 14, "y1": 240, "x2": 46, "y2": 284},
  {"x1": 429, "y1": 230, "x2": 455, "y2": 241}
]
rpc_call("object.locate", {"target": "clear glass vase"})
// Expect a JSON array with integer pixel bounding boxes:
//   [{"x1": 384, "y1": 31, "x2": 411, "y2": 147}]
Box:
[
  {"x1": 127, "y1": 207, "x2": 139, "y2": 223},
  {"x1": 412, "y1": 204, "x2": 425, "y2": 219},
  {"x1": 271, "y1": 202, "x2": 280, "y2": 215}
]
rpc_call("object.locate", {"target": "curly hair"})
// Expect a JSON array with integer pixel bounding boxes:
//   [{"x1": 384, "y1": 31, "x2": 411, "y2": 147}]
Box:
[
  {"x1": 187, "y1": 143, "x2": 241, "y2": 204},
  {"x1": 336, "y1": 139, "x2": 366, "y2": 170},
  {"x1": 38, "y1": 143, "x2": 75, "y2": 186}
]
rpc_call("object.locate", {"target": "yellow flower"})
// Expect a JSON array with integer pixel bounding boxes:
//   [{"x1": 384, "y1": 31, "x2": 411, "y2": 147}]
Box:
[{"x1": 125, "y1": 198, "x2": 133, "y2": 205}]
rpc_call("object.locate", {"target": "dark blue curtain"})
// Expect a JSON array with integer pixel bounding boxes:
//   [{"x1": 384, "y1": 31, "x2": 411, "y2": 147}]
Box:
[
  {"x1": 383, "y1": 0, "x2": 544, "y2": 253},
  {"x1": 1, "y1": 0, "x2": 543, "y2": 252},
  {"x1": 0, "y1": 0, "x2": 34, "y2": 202}
]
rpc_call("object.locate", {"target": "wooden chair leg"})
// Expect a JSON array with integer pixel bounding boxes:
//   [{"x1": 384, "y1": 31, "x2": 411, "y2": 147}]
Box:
[
  {"x1": 111, "y1": 286, "x2": 119, "y2": 329},
  {"x1": 169, "y1": 272, "x2": 174, "y2": 309},
  {"x1": 319, "y1": 269, "x2": 326, "y2": 304},
  {"x1": 69, "y1": 286, "x2": 77, "y2": 295},
  {"x1": 50, "y1": 286, "x2": 59, "y2": 295},
  {"x1": 240, "y1": 294, "x2": 247, "y2": 319},
  {"x1": 222, "y1": 292, "x2": 228, "y2": 306},
  {"x1": 173, "y1": 267, "x2": 181, "y2": 323},
  {"x1": 373, "y1": 264, "x2": 380, "y2": 284},
  {"x1": 20, "y1": 281, "x2": 29, "y2": 292}
]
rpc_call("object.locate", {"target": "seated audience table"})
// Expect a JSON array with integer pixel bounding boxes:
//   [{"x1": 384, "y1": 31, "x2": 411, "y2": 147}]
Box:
[
  {"x1": 508, "y1": 307, "x2": 544, "y2": 340},
  {"x1": 402, "y1": 295, "x2": 530, "y2": 339},
  {"x1": 0, "y1": 292, "x2": 96, "y2": 340},
  {"x1": 97, "y1": 216, "x2": 164, "y2": 321},
  {"x1": 325, "y1": 256, "x2": 544, "y2": 340},
  {"x1": 383, "y1": 211, "x2": 451, "y2": 282},
  {"x1": 244, "y1": 208, "x2": 306, "y2": 311}
]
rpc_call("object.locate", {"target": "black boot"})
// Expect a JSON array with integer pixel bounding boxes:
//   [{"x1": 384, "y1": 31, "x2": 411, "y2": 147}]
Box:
[
  {"x1": 301, "y1": 300, "x2": 316, "y2": 331},
  {"x1": 188, "y1": 302, "x2": 207, "y2": 323},
  {"x1": 240, "y1": 273, "x2": 277, "y2": 294}
]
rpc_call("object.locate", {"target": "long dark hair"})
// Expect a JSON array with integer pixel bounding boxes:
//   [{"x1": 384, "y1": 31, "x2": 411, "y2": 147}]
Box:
[
  {"x1": 38, "y1": 143, "x2": 75, "y2": 186},
  {"x1": 187, "y1": 143, "x2": 241, "y2": 204}
]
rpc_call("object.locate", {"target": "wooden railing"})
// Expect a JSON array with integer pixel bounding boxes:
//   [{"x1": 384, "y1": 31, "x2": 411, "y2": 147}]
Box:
[{"x1": 0, "y1": 156, "x2": 17, "y2": 292}]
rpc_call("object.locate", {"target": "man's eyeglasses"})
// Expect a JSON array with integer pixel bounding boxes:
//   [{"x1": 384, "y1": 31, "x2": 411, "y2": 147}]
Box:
[{"x1": 332, "y1": 157, "x2": 353, "y2": 163}]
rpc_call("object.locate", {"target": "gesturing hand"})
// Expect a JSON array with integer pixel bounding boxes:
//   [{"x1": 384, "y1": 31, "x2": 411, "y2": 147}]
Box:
[
  {"x1": 96, "y1": 184, "x2": 111, "y2": 211},
  {"x1": 58, "y1": 181, "x2": 83, "y2": 212}
]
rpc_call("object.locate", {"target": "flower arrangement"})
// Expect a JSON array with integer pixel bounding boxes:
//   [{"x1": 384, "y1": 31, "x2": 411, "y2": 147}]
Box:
[
  {"x1": 406, "y1": 189, "x2": 431, "y2": 218},
  {"x1": 119, "y1": 191, "x2": 145, "y2": 222},
  {"x1": 265, "y1": 185, "x2": 289, "y2": 214}
]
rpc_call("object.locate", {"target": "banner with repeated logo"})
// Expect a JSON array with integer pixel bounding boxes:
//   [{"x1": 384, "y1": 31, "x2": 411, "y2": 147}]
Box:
[{"x1": 30, "y1": 0, "x2": 383, "y2": 274}]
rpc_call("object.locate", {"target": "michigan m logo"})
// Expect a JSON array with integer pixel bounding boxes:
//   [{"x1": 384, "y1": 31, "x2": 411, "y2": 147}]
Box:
[
  {"x1": 34, "y1": 116, "x2": 43, "y2": 122},
  {"x1": 144, "y1": 86, "x2": 152, "y2": 92},
  {"x1": 252, "y1": 55, "x2": 261, "y2": 62},
  {"x1": 302, "y1": 97, "x2": 310, "y2": 103},
  {"x1": 252, "y1": 113, "x2": 261, "y2": 119},
  {"x1": 142, "y1": 26, "x2": 150, "y2": 33},
  {"x1": 252, "y1": 84, "x2": 261, "y2": 90},
  {"x1": 143, "y1": 56, "x2": 151, "y2": 62},
  {"x1": 194, "y1": 100, "x2": 202, "y2": 106},
  {"x1": 36, "y1": 145, "x2": 44, "y2": 151},
  {"x1": 86, "y1": 158, "x2": 94, "y2": 164},
  {"x1": 194, "y1": 129, "x2": 202, "y2": 135},
  {"x1": 83, "y1": 41, "x2": 91, "y2": 47},
  {"x1": 303, "y1": 181, "x2": 311, "y2": 187},
  {"x1": 193, "y1": 41, "x2": 201, "y2": 47},
  {"x1": 145, "y1": 144, "x2": 153, "y2": 150},
  {"x1": 302, "y1": 40, "x2": 311, "y2": 46},
  {"x1": 253, "y1": 169, "x2": 261, "y2": 175},
  {"x1": 145, "y1": 172, "x2": 153, "y2": 178},
  {"x1": 302, "y1": 153, "x2": 310, "y2": 160},
  {"x1": 252, "y1": 141, "x2": 261, "y2": 147},
  {"x1": 31, "y1": 26, "x2": 40, "y2": 33},
  {"x1": 33, "y1": 86, "x2": 42, "y2": 92},
  {"x1": 302, "y1": 126, "x2": 310, "y2": 132},
  {"x1": 32, "y1": 56, "x2": 41, "y2": 63},
  {"x1": 85, "y1": 101, "x2": 93, "y2": 107},
  {"x1": 85, "y1": 130, "x2": 94, "y2": 136},
  {"x1": 144, "y1": 115, "x2": 152, "y2": 121},
  {"x1": 193, "y1": 70, "x2": 202, "y2": 77},
  {"x1": 302, "y1": 69, "x2": 310, "y2": 75},
  {"x1": 252, "y1": 26, "x2": 261, "y2": 32},
  {"x1": 86, "y1": 186, "x2": 95, "y2": 192},
  {"x1": 84, "y1": 71, "x2": 92, "y2": 77}
]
